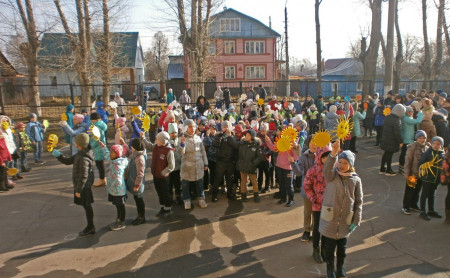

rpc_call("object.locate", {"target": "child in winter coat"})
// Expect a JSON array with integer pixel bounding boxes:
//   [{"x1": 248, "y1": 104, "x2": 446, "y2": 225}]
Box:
[
  {"x1": 236, "y1": 129, "x2": 263, "y2": 202},
  {"x1": 143, "y1": 132, "x2": 175, "y2": 216},
  {"x1": 96, "y1": 101, "x2": 109, "y2": 124},
  {"x1": 14, "y1": 122, "x2": 32, "y2": 173},
  {"x1": 266, "y1": 129, "x2": 299, "y2": 207},
  {"x1": 114, "y1": 108, "x2": 129, "y2": 145},
  {"x1": 399, "y1": 106, "x2": 423, "y2": 174},
  {"x1": 374, "y1": 102, "x2": 385, "y2": 146},
  {"x1": 89, "y1": 112, "x2": 108, "y2": 187},
  {"x1": 320, "y1": 141, "x2": 363, "y2": 278},
  {"x1": 307, "y1": 104, "x2": 320, "y2": 135},
  {"x1": 290, "y1": 138, "x2": 317, "y2": 242},
  {"x1": 65, "y1": 104, "x2": 74, "y2": 143},
  {"x1": 51, "y1": 133, "x2": 95, "y2": 237},
  {"x1": 403, "y1": 130, "x2": 429, "y2": 214},
  {"x1": 303, "y1": 146, "x2": 332, "y2": 264},
  {"x1": 130, "y1": 107, "x2": 143, "y2": 148},
  {"x1": 99, "y1": 141, "x2": 129, "y2": 231},
  {"x1": 0, "y1": 135, "x2": 12, "y2": 191},
  {"x1": 25, "y1": 113, "x2": 46, "y2": 164},
  {"x1": 420, "y1": 99, "x2": 437, "y2": 142},
  {"x1": 0, "y1": 116, "x2": 18, "y2": 182},
  {"x1": 126, "y1": 138, "x2": 147, "y2": 225},
  {"x1": 168, "y1": 123, "x2": 183, "y2": 204},
  {"x1": 418, "y1": 136, "x2": 445, "y2": 220},
  {"x1": 60, "y1": 114, "x2": 89, "y2": 156},
  {"x1": 439, "y1": 146, "x2": 450, "y2": 224}
]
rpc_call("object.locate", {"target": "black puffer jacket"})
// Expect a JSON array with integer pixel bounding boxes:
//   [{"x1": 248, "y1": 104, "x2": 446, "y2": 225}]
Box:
[
  {"x1": 213, "y1": 133, "x2": 239, "y2": 163},
  {"x1": 57, "y1": 147, "x2": 95, "y2": 194},
  {"x1": 380, "y1": 113, "x2": 403, "y2": 152},
  {"x1": 432, "y1": 113, "x2": 449, "y2": 146},
  {"x1": 236, "y1": 138, "x2": 263, "y2": 174}
]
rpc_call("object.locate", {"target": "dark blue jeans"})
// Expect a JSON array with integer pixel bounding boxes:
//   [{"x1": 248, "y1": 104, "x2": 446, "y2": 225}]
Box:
[
  {"x1": 277, "y1": 167, "x2": 293, "y2": 200},
  {"x1": 182, "y1": 179, "x2": 204, "y2": 201},
  {"x1": 20, "y1": 151, "x2": 28, "y2": 169}
]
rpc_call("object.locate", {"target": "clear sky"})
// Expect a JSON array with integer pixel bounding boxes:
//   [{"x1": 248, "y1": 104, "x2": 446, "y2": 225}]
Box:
[{"x1": 125, "y1": 0, "x2": 435, "y2": 63}]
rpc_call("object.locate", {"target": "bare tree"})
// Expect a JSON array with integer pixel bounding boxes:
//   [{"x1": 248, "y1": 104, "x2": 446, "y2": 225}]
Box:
[
  {"x1": 152, "y1": 31, "x2": 169, "y2": 81},
  {"x1": 393, "y1": 0, "x2": 403, "y2": 95},
  {"x1": 420, "y1": 0, "x2": 432, "y2": 87},
  {"x1": 54, "y1": 0, "x2": 92, "y2": 107},
  {"x1": 360, "y1": 0, "x2": 383, "y2": 98},
  {"x1": 443, "y1": 12, "x2": 450, "y2": 58},
  {"x1": 315, "y1": 0, "x2": 322, "y2": 96},
  {"x1": 432, "y1": 0, "x2": 445, "y2": 80},
  {"x1": 100, "y1": 0, "x2": 111, "y2": 103},
  {"x1": 384, "y1": 0, "x2": 396, "y2": 94},
  {"x1": 15, "y1": 0, "x2": 41, "y2": 115}
]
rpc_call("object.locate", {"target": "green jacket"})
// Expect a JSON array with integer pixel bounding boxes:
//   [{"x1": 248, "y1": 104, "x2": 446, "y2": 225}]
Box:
[{"x1": 89, "y1": 120, "x2": 108, "y2": 161}]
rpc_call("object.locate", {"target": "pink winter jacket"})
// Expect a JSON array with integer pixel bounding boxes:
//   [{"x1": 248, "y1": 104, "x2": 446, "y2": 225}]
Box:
[
  {"x1": 303, "y1": 146, "x2": 332, "y2": 211},
  {"x1": 266, "y1": 138, "x2": 298, "y2": 170}
]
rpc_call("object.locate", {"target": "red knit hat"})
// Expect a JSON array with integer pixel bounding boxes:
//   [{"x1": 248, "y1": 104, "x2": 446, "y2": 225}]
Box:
[{"x1": 111, "y1": 144, "x2": 126, "y2": 157}]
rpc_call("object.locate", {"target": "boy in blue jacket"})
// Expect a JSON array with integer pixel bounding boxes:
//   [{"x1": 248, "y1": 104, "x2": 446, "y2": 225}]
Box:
[{"x1": 26, "y1": 113, "x2": 46, "y2": 164}]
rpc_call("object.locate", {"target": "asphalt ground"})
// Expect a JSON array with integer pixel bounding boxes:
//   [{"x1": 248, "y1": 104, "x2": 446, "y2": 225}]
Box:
[{"x1": 0, "y1": 137, "x2": 449, "y2": 278}]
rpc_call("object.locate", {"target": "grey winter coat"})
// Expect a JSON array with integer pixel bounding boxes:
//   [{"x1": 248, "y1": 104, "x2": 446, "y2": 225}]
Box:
[
  {"x1": 169, "y1": 137, "x2": 182, "y2": 171},
  {"x1": 319, "y1": 154, "x2": 363, "y2": 240},
  {"x1": 324, "y1": 112, "x2": 339, "y2": 139},
  {"x1": 404, "y1": 141, "x2": 430, "y2": 178},
  {"x1": 57, "y1": 147, "x2": 95, "y2": 194},
  {"x1": 179, "y1": 132, "x2": 208, "y2": 181}
]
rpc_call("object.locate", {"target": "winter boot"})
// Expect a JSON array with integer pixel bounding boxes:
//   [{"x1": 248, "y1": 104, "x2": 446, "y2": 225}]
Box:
[
  {"x1": 241, "y1": 193, "x2": 248, "y2": 202},
  {"x1": 326, "y1": 261, "x2": 336, "y2": 278},
  {"x1": 336, "y1": 256, "x2": 347, "y2": 277},
  {"x1": 184, "y1": 200, "x2": 191, "y2": 210},
  {"x1": 445, "y1": 210, "x2": 450, "y2": 224},
  {"x1": 253, "y1": 192, "x2": 260, "y2": 203},
  {"x1": 286, "y1": 196, "x2": 294, "y2": 207},
  {"x1": 93, "y1": 178, "x2": 106, "y2": 187},
  {"x1": 175, "y1": 194, "x2": 183, "y2": 205},
  {"x1": 398, "y1": 165, "x2": 404, "y2": 174},
  {"x1": 21, "y1": 166, "x2": 31, "y2": 172},
  {"x1": 198, "y1": 197, "x2": 208, "y2": 208},
  {"x1": 313, "y1": 247, "x2": 323, "y2": 264},
  {"x1": 16, "y1": 174, "x2": 24, "y2": 179}
]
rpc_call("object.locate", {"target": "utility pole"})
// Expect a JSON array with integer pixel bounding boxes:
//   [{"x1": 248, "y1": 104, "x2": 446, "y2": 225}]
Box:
[{"x1": 285, "y1": 4, "x2": 290, "y2": 97}]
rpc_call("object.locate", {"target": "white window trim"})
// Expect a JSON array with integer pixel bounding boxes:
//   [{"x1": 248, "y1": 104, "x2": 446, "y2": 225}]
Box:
[
  {"x1": 225, "y1": 66, "x2": 236, "y2": 80},
  {"x1": 245, "y1": 41, "x2": 265, "y2": 54},
  {"x1": 332, "y1": 82, "x2": 339, "y2": 93},
  {"x1": 224, "y1": 41, "x2": 235, "y2": 54},
  {"x1": 245, "y1": 66, "x2": 265, "y2": 79},
  {"x1": 356, "y1": 82, "x2": 363, "y2": 91},
  {"x1": 220, "y1": 18, "x2": 241, "y2": 32}
]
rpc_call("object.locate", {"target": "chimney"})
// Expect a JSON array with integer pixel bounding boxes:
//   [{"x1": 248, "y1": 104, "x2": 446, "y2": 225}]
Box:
[
  {"x1": 269, "y1": 16, "x2": 272, "y2": 29},
  {"x1": 321, "y1": 58, "x2": 325, "y2": 72}
]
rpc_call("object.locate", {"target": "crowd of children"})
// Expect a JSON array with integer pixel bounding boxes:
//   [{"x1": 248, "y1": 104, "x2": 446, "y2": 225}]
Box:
[{"x1": 2, "y1": 86, "x2": 450, "y2": 278}]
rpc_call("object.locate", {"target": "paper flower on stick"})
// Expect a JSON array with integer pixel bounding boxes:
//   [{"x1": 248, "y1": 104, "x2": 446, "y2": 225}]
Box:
[
  {"x1": 363, "y1": 102, "x2": 368, "y2": 110},
  {"x1": 109, "y1": 102, "x2": 118, "y2": 109},
  {"x1": 43, "y1": 120, "x2": 49, "y2": 128},
  {"x1": 117, "y1": 124, "x2": 122, "y2": 138},
  {"x1": 47, "y1": 134, "x2": 59, "y2": 152},
  {"x1": 311, "y1": 130, "x2": 332, "y2": 148},
  {"x1": 139, "y1": 113, "x2": 151, "y2": 132},
  {"x1": 355, "y1": 94, "x2": 362, "y2": 100},
  {"x1": 419, "y1": 154, "x2": 442, "y2": 177},
  {"x1": 7, "y1": 167, "x2": 18, "y2": 176},
  {"x1": 131, "y1": 106, "x2": 141, "y2": 115},
  {"x1": 258, "y1": 98, "x2": 264, "y2": 106},
  {"x1": 61, "y1": 113, "x2": 67, "y2": 121},
  {"x1": 331, "y1": 115, "x2": 354, "y2": 142},
  {"x1": 407, "y1": 176, "x2": 417, "y2": 188},
  {"x1": 383, "y1": 107, "x2": 391, "y2": 116},
  {"x1": 1, "y1": 122, "x2": 9, "y2": 130},
  {"x1": 275, "y1": 136, "x2": 293, "y2": 152},
  {"x1": 87, "y1": 125, "x2": 100, "y2": 141},
  {"x1": 281, "y1": 126, "x2": 298, "y2": 142}
]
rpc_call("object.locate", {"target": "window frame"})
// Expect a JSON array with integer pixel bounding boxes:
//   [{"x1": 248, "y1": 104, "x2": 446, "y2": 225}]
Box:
[
  {"x1": 220, "y1": 18, "x2": 241, "y2": 32},
  {"x1": 225, "y1": 65, "x2": 236, "y2": 80},
  {"x1": 245, "y1": 65, "x2": 265, "y2": 80},
  {"x1": 245, "y1": 41, "x2": 265, "y2": 54},
  {"x1": 224, "y1": 40, "x2": 235, "y2": 55}
]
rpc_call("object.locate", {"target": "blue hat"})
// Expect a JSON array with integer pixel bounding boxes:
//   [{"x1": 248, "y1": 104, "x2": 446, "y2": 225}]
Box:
[
  {"x1": 415, "y1": 130, "x2": 427, "y2": 140},
  {"x1": 440, "y1": 92, "x2": 447, "y2": 98},
  {"x1": 431, "y1": 136, "x2": 444, "y2": 147},
  {"x1": 338, "y1": 151, "x2": 355, "y2": 167}
]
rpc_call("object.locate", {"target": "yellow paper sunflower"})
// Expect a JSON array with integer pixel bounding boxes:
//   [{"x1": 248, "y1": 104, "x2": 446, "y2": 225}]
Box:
[
  {"x1": 383, "y1": 107, "x2": 391, "y2": 116},
  {"x1": 406, "y1": 176, "x2": 417, "y2": 188},
  {"x1": 311, "y1": 130, "x2": 331, "y2": 148},
  {"x1": 131, "y1": 106, "x2": 141, "y2": 115},
  {"x1": 139, "y1": 113, "x2": 151, "y2": 132},
  {"x1": 61, "y1": 113, "x2": 67, "y2": 121},
  {"x1": 281, "y1": 126, "x2": 298, "y2": 142},
  {"x1": 47, "y1": 134, "x2": 59, "y2": 152},
  {"x1": 258, "y1": 98, "x2": 264, "y2": 106},
  {"x1": 1, "y1": 122, "x2": 9, "y2": 130},
  {"x1": 275, "y1": 136, "x2": 293, "y2": 152},
  {"x1": 331, "y1": 115, "x2": 353, "y2": 142},
  {"x1": 7, "y1": 167, "x2": 18, "y2": 176}
]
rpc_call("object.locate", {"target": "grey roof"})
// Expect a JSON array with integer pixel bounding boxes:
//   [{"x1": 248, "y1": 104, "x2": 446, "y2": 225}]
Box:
[
  {"x1": 167, "y1": 64, "x2": 184, "y2": 80},
  {"x1": 210, "y1": 8, "x2": 281, "y2": 39},
  {"x1": 38, "y1": 32, "x2": 139, "y2": 69},
  {"x1": 297, "y1": 58, "x2": 384, "y2": 78}
]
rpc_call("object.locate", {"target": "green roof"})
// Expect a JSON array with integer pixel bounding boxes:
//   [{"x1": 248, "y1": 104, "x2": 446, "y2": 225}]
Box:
[{"x1": 38, "y1": 32, "x2": 139, "y2": 70}]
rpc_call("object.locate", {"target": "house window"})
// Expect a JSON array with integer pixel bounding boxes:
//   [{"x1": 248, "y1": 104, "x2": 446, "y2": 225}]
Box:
[
  {"x1": 225, "y1": 66, "x2": 236, "y2": 79},
  {"x1": 245, "y1": 66, "x2": 265, "y2": 79},
  {"x1": 224, "y1": 41, "x2": 235, "y2": 54},
  {"x1": 357, "y1": 82, "x2": 363, "y2": 91},
  {"x1": 209, "y1": 42, "x2": 216, "y2": 55},
  {"x1": 50, "y1": 76, "x2": 57, "y2": 88},
  {"x1": 399, "y1": 82, "x2": 406, "y2": 90},
  {"x1": 332, "y1": 82, "x2": 339, "y2": 94},
  {"x1": 245, "y1": 41, "x2": 265, "y2": 54},
  {"x1": 220, "y1": 18, "x2": 241, "y2": 32}
]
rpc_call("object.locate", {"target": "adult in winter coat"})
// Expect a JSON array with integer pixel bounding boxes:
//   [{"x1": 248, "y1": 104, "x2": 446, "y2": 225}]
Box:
[
  {"x1": 196, "y1": 96, "x2": 210, "y2": 116},
  {"x1": 420, "y1": 99, "x2": 436, "y2": 142},
  {"x1": 65, "y1": 104, "x2": 74, "y2": 143},
  {"x1": 324, "y1": 105, "x2": 339, "y2": 139},
  {"x1": 303, "y1": 146, "x2": 332, "y2": 264},
  {"x1": 179, "y1": 119, "x2": 209, "y2": 210},
  {"x1": 166, "y1": 88, "x2": 176, "y2": 105},
  {"x1": 320, "y1": 141, "x2": 363, "y2": 278},
  {"x1": 223, "y1": 87, "x2": 231, "y2": 109},
  {"x1": 432, "y1": 109, "x2": 449, "y2": 147},
  {"x1": 380, "y1": 104, "x2": 406, "y2": 176},
  {"x1": 350, "y1": 105, "x2": 366, "y2": 153},
  {"x1": 236, "y1": 129, "x2": 263, "y2": 202},
  {"x1": 362, "y1": 96, "x2": 375, "y2": 137},
  {"x1": 179, "y1": 90, "x2": 191, "y2": 107},
  {"x1": 399, "y1": 106, "x2": 423, "y2": 173},
  {"x1": 214, "y1": 86, "x2": 223, "y2": 108},
  {"x1": 113, "y1": 92, "x2": 126, "y2": 116},
  {"x1": 96, "y1": 102, "x2": 109, "y2": 124},
  {"x1": 60, "y1": 114, "x2": 89, "y2": 156}
]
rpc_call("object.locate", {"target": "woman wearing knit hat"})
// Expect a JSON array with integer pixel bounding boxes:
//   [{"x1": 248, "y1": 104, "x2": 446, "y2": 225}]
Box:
[
  {"x1": 179, "y1": 119, "x2": 208, "y2": 209},
  {"x1": 99, "y1": 140, "x2": 129, "y2": 231},
  {"x1": 402, "y1": 130, "x2": 429, "y2": 215},
  {"x1": 51, "y1": 133, "x2": 96, "y2": 237},
  {"x1": 142, "y1": 132, "x2": 175, "y2": 217},
  {"x1": 399, "y1": 106, "x2": 423, "y2": 175},
  {"x1": 126, "y1": 138, "x2": 147, "y2": 225},
  {"x1": 418, "y1": 136, "x2": 445, "y2": 220},
  {"x1": 320, "y1": 141, "x2": 363, "y2": 278}
]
